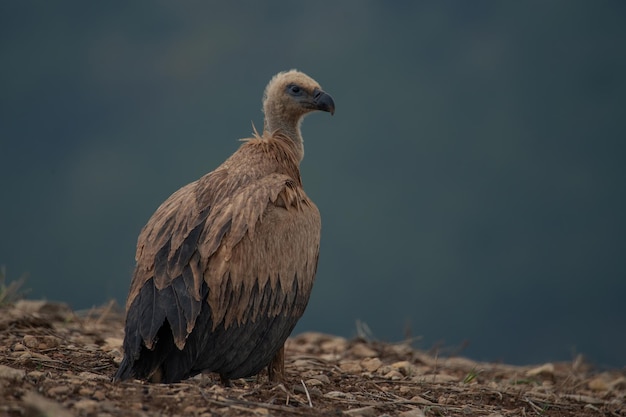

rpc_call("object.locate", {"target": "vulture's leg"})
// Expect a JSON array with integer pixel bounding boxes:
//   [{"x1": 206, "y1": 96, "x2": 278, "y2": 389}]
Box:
[
  {"x1": 267, "y1": 345, "x2": 285, "y2": 382},
  {"x1": 219, "y1": 374, "x2": 232, "y2": 387},
  {"x1": 148, "y1": 368, "x2": 164, "y2": 383}
]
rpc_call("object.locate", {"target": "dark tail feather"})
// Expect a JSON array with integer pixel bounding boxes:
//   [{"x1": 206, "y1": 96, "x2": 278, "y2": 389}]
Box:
[
  {"x1": 112, "y1": 356, "x2": 134, "y2": 382},
  {"x1": 113, "y1": 321, "x2": 178, "y2": 382}
]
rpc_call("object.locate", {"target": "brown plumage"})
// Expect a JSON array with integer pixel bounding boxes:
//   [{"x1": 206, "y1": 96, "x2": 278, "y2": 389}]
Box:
[{"x1": 114, "y1": 70, "x2": 334, "y2": 384}]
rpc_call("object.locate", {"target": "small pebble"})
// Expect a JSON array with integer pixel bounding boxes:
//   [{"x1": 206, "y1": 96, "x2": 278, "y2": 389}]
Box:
[
  {"x1": 311, "y1": 374, "x2": 330, "y2": 384},
  {"x1": 391, "y1": 361, "x2": 416, "y2": 376},
  {"x1": 320, "y1": 338, "x2": 348, "y2": 353},
  {"x1": 78, "y1": 371, "x2": 108, "y2": 381},
  {"x1": 339, "y1": 360, "x2": 363, "y2": 373},
  {"x1": 383, "y1": 370, "x2": 404, "y2": 380},
  {"x1": 344, "y1": 405, "x2": 376, "y2": 416},
  {"x1": 376, "y1": 365, "x2": 393, "y2": 376},
  {"x1": 0, "y1": 364, "x2": 25, "y2": 381},
  {"x1": 23, "y1": 335, "x2": 39, "y2": 349},
  {"x1": 409, "y1": 395, "x2": 433, "y2": 405},
  {"x1": 183, "y1": 405, "x2": 200, "y2": 414},
  {"x1": 30, "y1": 352, "x2": 53, "y2": 362},
  {"x1": 48, "y1": 385, "x2": 71, "y2": 396},
  {"x1": 93, "y1": 390, "x2": 106, "y2": 401},
  {"x1": 412, "y1": 373, "x2": 457, "y2": 384},
  {"x1": 588, "y1": 377, "x2": 608, "y2": 391},
  {"x1": 40, "y1": 335, "x2": 61, "y2": 349},
  {"x1": 361, "y1": 357, "x2": 382, "y2": 373},
  {"x1": 349, "y1": 343, "x2": 377, "y2": 358},
  {"x1": 398, "y1": 408, "x2": 426, "y2": 417},
  {"x1": 28, "y1": 370, "x2": 46, "y2": 379},
  {"x1": 325, "y1": 391, "x2": 355, "y2": 400},
  {"x1": 73, "y1": 399, "x2": 99, "y2": 413},
  {"x1": 304, "y1": 378, "x2": 324, "y2": 387}
]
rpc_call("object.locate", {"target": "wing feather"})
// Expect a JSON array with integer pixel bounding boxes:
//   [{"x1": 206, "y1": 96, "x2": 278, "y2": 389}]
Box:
[
  {"x1": 208, "y1": 182, "x2": 320, "y2": 329},
  {"x1": 138, "y1": 281, "x2": 165, "y2": 350},
  {"x1": 125, "y1": 165, "x2": 319, "y2": 351}
]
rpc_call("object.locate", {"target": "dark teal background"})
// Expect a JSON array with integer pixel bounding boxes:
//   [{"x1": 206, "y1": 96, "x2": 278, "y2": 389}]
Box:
[{"x1": 1, "y1": 2, "x2": 625, "y2": 367}]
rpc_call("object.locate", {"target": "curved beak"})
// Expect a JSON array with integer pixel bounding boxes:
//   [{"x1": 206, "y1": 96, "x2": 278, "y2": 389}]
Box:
[{"x1": 313, "y1": 88, "x2": 335, "y2": 115}]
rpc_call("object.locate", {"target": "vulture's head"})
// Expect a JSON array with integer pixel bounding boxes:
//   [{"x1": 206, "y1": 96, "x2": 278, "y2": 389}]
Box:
[{"x1": 263, "y1": 70, "x2": 335, "y2": 135}]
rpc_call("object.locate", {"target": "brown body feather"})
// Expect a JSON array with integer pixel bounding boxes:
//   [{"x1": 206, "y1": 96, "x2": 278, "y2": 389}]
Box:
[{"x1": 114, "y1": 70, "x2": 334, "y2": 384}]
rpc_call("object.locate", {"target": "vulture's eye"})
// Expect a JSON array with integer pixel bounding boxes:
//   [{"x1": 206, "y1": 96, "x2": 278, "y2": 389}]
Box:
[{"x1": 287, "y1": 84, "x2": 302, "y2": 96}]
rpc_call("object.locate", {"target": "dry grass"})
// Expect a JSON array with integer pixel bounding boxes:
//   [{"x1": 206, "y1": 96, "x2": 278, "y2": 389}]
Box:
[
  {"x1": 0, "y1": 300, "x2": 624, "y2": 417},
  {"x1": 0, "y1": 267, "x2": 28, "y2": 306}
]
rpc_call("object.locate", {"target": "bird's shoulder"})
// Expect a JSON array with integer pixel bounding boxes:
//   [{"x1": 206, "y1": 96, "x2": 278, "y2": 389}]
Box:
[
  {"x1": 127, "y1": 135, "x2": 315, "y2": 310},
  {"x1": 135, "y1": 134, "x2": 312, "y2": 267}
]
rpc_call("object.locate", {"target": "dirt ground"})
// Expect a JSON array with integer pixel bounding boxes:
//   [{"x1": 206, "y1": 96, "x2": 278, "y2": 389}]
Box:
[{"x1": 0, "y1": 300, "x2": 624, "y2": 417}]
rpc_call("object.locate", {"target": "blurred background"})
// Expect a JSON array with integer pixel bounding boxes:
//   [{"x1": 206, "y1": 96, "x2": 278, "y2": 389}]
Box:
[{"x1": 1, "y1": 2, "x2": 625, "y2": 368}]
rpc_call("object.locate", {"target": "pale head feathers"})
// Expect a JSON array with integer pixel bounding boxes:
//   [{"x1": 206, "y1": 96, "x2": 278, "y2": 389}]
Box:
[
  {"x1": 261, "y1": 70, "x2": 333, "y2": 160},
  {"x1": 263, "y1": 69, "x2": 323, "y2": 114}
]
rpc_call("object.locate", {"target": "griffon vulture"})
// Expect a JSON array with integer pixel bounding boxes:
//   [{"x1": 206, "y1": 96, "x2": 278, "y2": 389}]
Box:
[{"x1": 114, "y1": 70, "x2": 334, "y2": 385}]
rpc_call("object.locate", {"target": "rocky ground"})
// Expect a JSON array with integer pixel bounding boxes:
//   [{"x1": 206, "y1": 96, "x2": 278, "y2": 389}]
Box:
[{"x1": 0, "y1": 300, "x2": 624, "y2": 417}]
